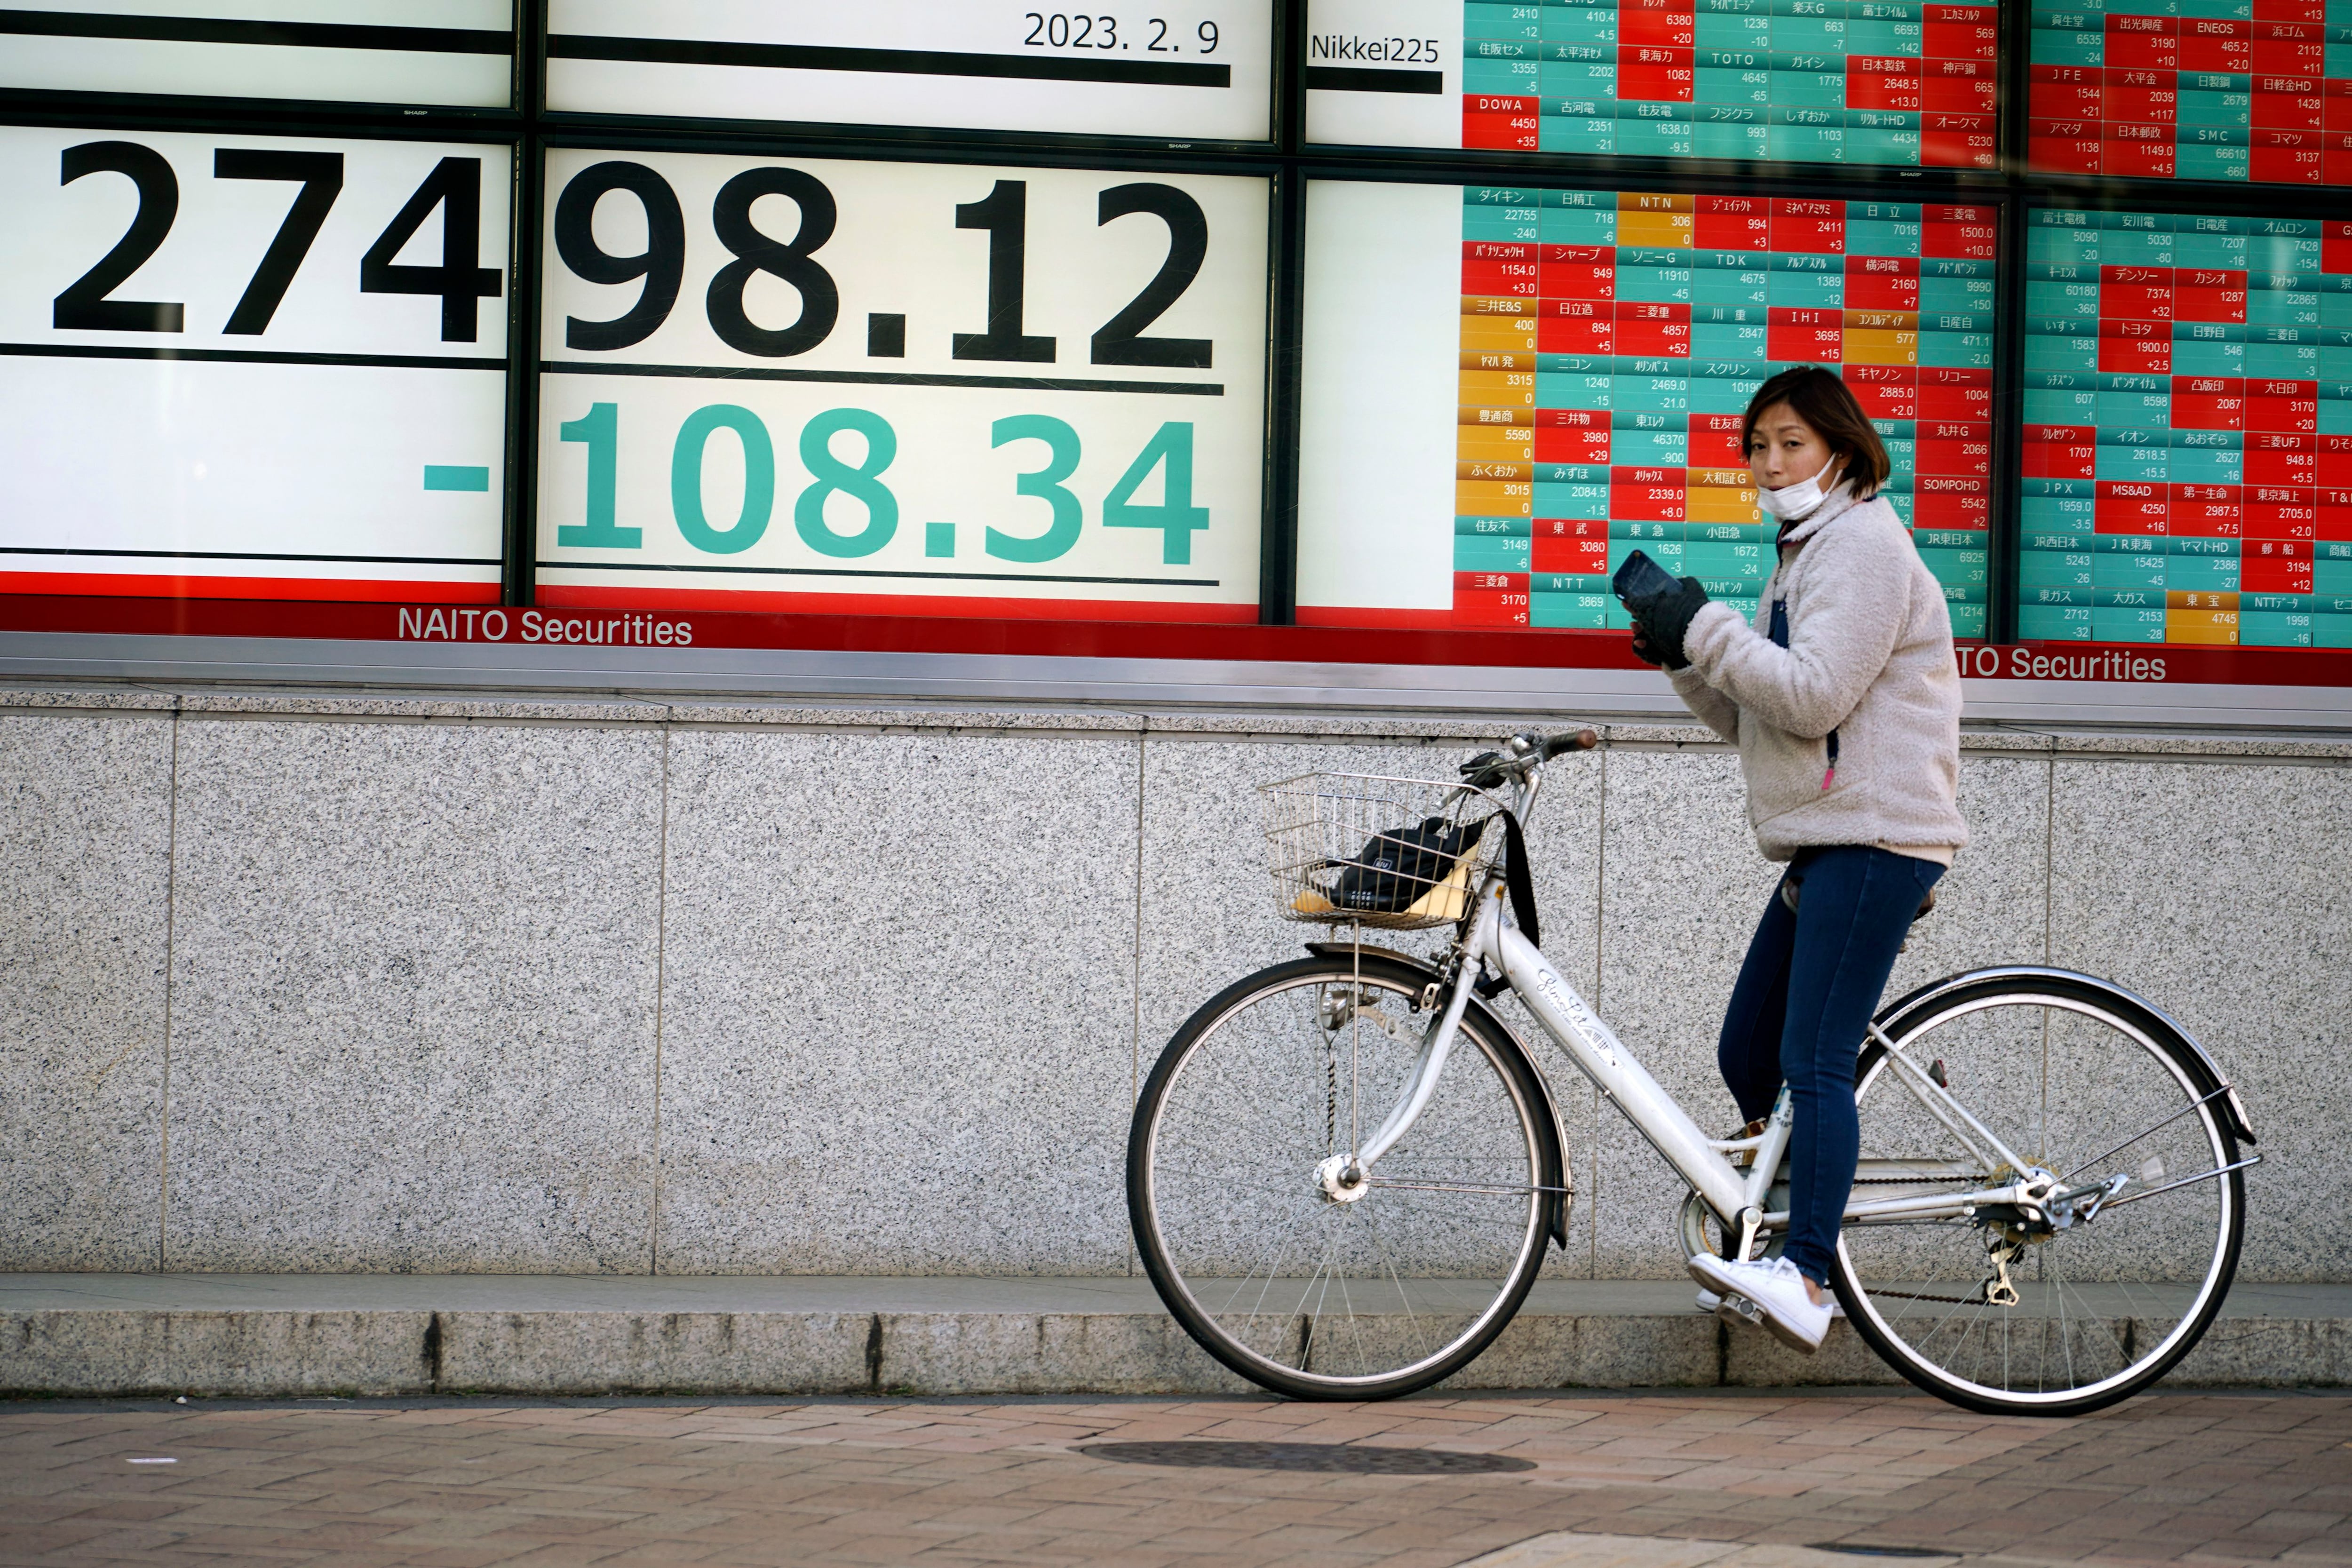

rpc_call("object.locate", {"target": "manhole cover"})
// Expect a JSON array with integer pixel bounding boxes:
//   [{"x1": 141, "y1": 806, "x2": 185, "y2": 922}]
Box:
[
  {"x1": 1808, "y1": 1547, "x2": 1954, "y2": 1560},
  {"x1": 1078, "y1": 1441, "x2": 1534, "y2": 1475}
]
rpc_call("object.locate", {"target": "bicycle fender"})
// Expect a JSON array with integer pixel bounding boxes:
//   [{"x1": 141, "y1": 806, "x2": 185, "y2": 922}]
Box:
[
  {"x1": 1875, "y1": 965, "x2": 2256, "y2": 1146},
  {"x1": 1307, "y1": 940, "x2": 1576, "y2": 1250}
]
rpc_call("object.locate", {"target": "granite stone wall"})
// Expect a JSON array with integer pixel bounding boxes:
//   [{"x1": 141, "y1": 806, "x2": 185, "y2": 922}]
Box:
[{"x1": 2, "y1": 685, "x2": 2342, "y2": 1281}]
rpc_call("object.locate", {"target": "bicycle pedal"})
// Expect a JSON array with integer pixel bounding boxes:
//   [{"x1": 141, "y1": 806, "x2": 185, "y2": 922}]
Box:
[{"x1": 1715, "y1": 1292, "x2": 1767, "y2": 1329}]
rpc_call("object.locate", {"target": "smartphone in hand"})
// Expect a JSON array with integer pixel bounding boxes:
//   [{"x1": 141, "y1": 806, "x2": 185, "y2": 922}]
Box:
[{"x1": 1612, "y1": 549, "x2": 1679, "y2": 608}]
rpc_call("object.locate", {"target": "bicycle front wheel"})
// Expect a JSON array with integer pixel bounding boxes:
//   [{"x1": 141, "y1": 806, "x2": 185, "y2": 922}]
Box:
[
  {"x1": 1129, "y1": 954, "x2": 1561, "y2": 1401},
  {"x1": 1834, "y1": 972, "x2": 2246, "y2": 1416}
]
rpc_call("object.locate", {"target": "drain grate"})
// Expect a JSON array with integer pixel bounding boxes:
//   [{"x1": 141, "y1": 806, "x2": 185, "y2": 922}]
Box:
[
  {"x1": 1078, "y1": 1441, "x2": 1535, "y2": 1475},
  {"x1": 1807, "y1": 1546, "x2": 1955, "y2": 1560}
]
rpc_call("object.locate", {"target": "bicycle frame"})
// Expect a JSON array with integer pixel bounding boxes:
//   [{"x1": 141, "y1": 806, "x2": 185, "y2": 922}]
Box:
[{"x1": 1345, "y1": 756, "x2": 2061, "y2": 1257}]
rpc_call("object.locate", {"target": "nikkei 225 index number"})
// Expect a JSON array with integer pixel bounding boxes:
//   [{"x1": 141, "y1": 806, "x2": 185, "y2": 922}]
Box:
[{"x1": 548, "y1": 163, "x2": 1222, "y2": 569}]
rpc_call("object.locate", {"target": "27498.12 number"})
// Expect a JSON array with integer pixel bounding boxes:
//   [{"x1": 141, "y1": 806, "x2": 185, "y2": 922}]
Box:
[
  {"x1": 553, "y1": 164, "x2": 1213, "y2": 369},
  {"x1": 558, "y1": 403, "x2": 1210, "y2": 566}
]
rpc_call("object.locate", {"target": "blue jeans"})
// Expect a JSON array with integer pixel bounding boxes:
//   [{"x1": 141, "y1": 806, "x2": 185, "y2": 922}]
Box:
[{"x1": 1717, "y1": 844, "x2": 1946, "y2": 1286}]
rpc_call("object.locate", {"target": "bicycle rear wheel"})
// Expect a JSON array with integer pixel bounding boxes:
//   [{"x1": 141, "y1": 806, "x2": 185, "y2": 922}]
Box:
[
  {"x1": 1129, "y1": 954, "x2": 1562, "y2": 1401},
  {"x1": 1833, "y1": 971, "x2": 2246, "y2": 1416}
]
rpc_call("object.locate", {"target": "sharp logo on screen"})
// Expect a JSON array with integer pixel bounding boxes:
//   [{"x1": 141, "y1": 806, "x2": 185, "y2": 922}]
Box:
[
  {"x1": 1956, "y1": 645, "x2": 2169, "y2": 682},
  {"x1": 396, "y1": 608, "x2": 694, "y2": 646}
]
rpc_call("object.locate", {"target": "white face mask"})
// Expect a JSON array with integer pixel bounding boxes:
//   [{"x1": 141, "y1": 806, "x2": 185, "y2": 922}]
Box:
[{"x1": 1755, "y1": 457, "x2": 1840, "y2": 521}]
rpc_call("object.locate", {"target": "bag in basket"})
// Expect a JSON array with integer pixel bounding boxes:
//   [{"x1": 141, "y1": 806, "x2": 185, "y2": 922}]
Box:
[{"x1": 1329, "y1": 814, "x2": 1489, "y2": 914}]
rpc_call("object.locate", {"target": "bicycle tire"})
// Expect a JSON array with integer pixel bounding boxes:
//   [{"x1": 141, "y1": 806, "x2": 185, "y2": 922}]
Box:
[
  {"x1": 1128, "y1": 953, "x2": 1564, "y2": 1401},
  {"x1": 1832, "y1": 971, "x2": 2246, "y2": 1417}
]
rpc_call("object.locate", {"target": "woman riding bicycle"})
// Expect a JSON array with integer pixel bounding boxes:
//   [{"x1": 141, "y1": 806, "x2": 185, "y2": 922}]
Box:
[{"x1": 1621, "y1": 365, "x2": 1968, "y2": 1353}]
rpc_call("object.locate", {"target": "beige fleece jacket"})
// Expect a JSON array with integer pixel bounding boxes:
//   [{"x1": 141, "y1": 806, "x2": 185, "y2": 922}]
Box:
[{"x1": 1666, "y1": 484, "x2": 1967, "y2": 863}]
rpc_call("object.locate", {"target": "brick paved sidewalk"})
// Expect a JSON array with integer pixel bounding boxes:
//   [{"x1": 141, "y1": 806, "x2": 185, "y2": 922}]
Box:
[{"x1": 2, "y1": 1389, "x2": 2347, "y2": 1567}]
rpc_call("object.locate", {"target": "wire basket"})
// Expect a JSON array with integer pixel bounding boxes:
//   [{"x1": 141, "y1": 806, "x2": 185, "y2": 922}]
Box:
[{"x1": 1260, "y1": 772, "x2": 1510, "y2": 931}]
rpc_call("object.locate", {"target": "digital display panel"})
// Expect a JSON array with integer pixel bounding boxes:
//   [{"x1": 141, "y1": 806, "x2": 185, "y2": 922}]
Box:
[
  {"x1": 2020, "y1": 207, "x2": 2352, "y2": 649},
  {"x1": 0, "y1": 126, "x2": 511, "y2": 602},
  {"x1": 2029, "y1": 0, "x2": 2351, "y2": 183},
  {"x1": 545, "y1": 2, "x2": 1272, "y2": 142},
  {"x1": 1305, "y1": 0, "x2": 1997, "y2": 168},
  {"x1": 1296, "y1": 180, "x2": 1993, "y2": 637},
  {"x1": 535, "y1": 150, "x2": 1266, "y2": 621},
  {"x1": 0, "y1": 3, "x2": 515, "y2": 109}
]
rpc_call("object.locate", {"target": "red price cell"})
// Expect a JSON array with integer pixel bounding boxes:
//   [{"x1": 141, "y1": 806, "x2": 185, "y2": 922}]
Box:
[
  {"x1": 2175, "y1": 270, "x2": 2248, "y2": 323},
  {"x1": 2325, "y1": 220, "x2": 2352, "y2": 275},
  {"x1": 1918, "y1": 378, "x2": 1993, "y2": 421},
  {"x1": 1618, "y1": 48, "x2": 1696, "y2": 99},
  {"x1": 2247, "y1": 389, "x2": 2318, "y2": 432},
  {"x1": 1923, "y1": 14, "x2": 1998, "y2": 60},
  {"x1": 2320, "y1": 489, "x2": 2352, "y2": 540},
  {"x1": 2250, "y1": 135, "x2": 2326, "y2": 180},
  {"x1": 1846, "y1": 379, "x2": 1919, "y2": 419},
  {"x1": 2245, "y1": 493, "x2": 2319, "y2": 537},
  {"x1": 2246, "y1": 435, "x2": 2318, "y2": 485},
  {"x1": 2106, "y1": 68, "x2": 2179, "y2": 124},
  {"x1": 2251, "y1": 20, "x2": 2324, "y2": 74},
  {"x1": 1541, "y1": 260, "x2": 1616, "y2": 299},
  {"x1": 2032, "y1": 65, "x2": 2105, "y2": 119},
  {"x1": 2240, "y1": 540, "x2": 2313, "y2": 592},
  {"x1": 1687, "y1": 414, "x2": 1748, "y2": 467},
  {"x1": 1610, "y1": 471, "x2": 1687, "y2": 521},
  {"x1": 1923, "y1": 66, "x2": 1998, "y2": 115},
  {"x1": 1917, "y1": 423, "x2": 1992, "y2": 475},
  {"x1": 2023, "y1": 427, "x2": 2098, "y2": 480},
  {"x1": 2320, "y1": 434, "x2": 2352, "y2": 485},
  {"x1": 2104, "y1": 13, "x2": 2179, "y2": 69},
  {"x1": 1771, "y1": 199, "x2": 1845, "y2": 254},
  {"x1": 2030, "y1": 122, "x2": 2106, "y2": 173},
  {"x1": 2105, "y1": 127, "x2": 2179, "y2": 179},
  {"x1": 2171, "y1": 485, "x2": 2243, "y2": 536},
  {"x1": 2253, "y1": 78, "x2": 2323, "y2": 127},
  {"x1": 2098, "y1": 319, "x2": 2173, "y2": 374},
  {"x1": 1533, "y1": 536, "x2": 1612, "y2": 573},
  {"x1": 1534, "y1": 424, "x2": 1613, "y2": 465},
  {"x1": 2101, "y1": 267, "x2": 2176, "y2": 319},
  {"x1": 1922, "y1": 114, "x2": 1999, "y2": 166},
  {"x1": 2182, "y1": 16, "x2": 2251, "y2": 70},
  {"x1": 1848, "y1": 72, "x2": 1925, "y2": 111},
  {"x1": 1454, "y1": 586, "x2": 1533, "y2": 627},
  {"x1": 1912, "y1": 487, "x2": 1991, "y2": 528},
  {"x1": 1844, "y1": 260, "x2": 1921, "y2": 312},
  {"x1": 1695, "y1": 195, "x2": 1771, "y2": 250},
  {"x1": 2171, "y1": 377, "x2": 2246, "y2": 428},
  {"x1": 2254, "y1": 0, "x2": 2323, "y2": 19},
  {"x1": 1620, "y1": 5, "x2": 1697, "y2": 47},
  {"x1": 1463, "y1": 98, "x2": 1540, "y2": 150},
  {"x1": 1922, "y1": 208, "x2": 1999, "y2": 257},
  {"x1": 1538, "y1": 315, "x2": 1614, "y2": 355},
  {"x1": 2097, "y1": 483, "x2": 2171, "y2": 532}
]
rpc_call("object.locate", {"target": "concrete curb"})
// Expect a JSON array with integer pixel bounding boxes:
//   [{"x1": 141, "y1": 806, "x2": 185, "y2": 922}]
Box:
[{"x1": 5, "y1": 1299, "x2": 2345, "y2": 1399}]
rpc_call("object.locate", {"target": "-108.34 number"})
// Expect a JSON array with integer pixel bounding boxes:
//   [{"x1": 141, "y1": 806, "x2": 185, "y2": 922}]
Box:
[{"x1": 558, "y1": 403, "x2": 1213, "y2": 566}]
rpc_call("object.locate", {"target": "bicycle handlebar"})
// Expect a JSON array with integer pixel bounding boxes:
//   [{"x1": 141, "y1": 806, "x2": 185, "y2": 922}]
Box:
[
  {"x1": 1459, "y1": 730, "x2": 1601, "y2": 789},
  {"x1": 1539, "y1": 729, "x2": 1601, "y2": 760}
]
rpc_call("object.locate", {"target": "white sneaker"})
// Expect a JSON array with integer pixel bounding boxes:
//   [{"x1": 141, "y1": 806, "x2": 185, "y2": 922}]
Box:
[
  {"x1": 1695, "y1": 1284, "x2": 1840, "y2": 1319},
  {"x1": 1688, "y1": 1255, "x2": 1834, "y2": 1353}
]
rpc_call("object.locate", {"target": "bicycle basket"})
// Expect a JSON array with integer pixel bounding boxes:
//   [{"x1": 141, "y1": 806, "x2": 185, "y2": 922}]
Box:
[{"x1": 1259, "y1": 772, "x2": 1510, "y2": 931}]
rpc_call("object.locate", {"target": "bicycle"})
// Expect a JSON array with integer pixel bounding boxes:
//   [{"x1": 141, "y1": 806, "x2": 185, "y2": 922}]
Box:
[{"x1": 1126, "y1": 729, "x2": 2261, "y2": 1416}]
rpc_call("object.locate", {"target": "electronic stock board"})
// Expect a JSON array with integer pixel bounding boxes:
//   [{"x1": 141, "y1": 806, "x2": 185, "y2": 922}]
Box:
[
  {"x1": 1296, "y1": 181, "x2": 1996, "y2": 635},
  {"x1": 1306, "y1": 0, "x2": 2000, "y2": 167}
]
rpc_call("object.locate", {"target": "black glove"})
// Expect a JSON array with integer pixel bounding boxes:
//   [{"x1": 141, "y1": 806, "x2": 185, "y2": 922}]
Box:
[
  {"x1": 1628, "y1": 624, "x2": 1682, "y2": 669},
  {"x1": 1627, "y1": 575, "x2": 1709, "y2": 670}
]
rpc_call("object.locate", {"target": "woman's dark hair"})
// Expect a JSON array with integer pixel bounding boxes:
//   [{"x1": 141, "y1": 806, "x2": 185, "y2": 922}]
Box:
[{"x1": 1740, "y1": 366, "x2": 1890, "y2": 498}]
